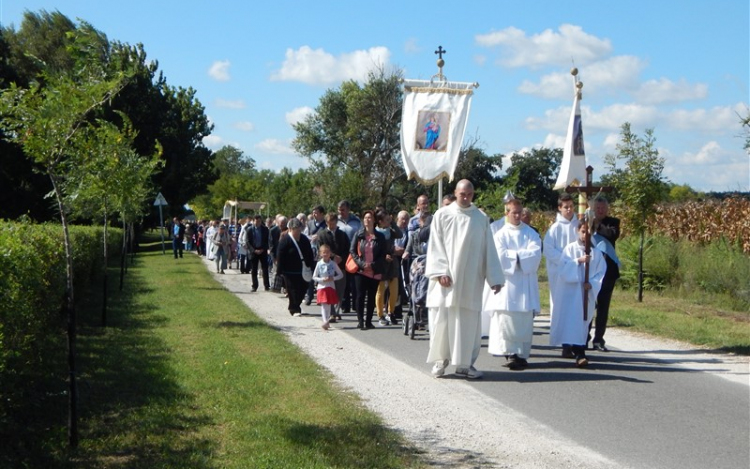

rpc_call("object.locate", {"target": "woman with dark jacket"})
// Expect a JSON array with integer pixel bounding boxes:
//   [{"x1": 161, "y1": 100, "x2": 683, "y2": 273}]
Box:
[
  {"x1": 349, "y1": 210, "x2": 388, "y2": 330},
  {"x1": 276, "y1": 217, "x2": 315, "y2": 316},
  {"x1": 374, "y1": 209, "x2": 404, "y2": 325}
]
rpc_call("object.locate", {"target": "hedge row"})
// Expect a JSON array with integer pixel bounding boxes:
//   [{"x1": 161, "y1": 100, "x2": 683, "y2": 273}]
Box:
[{"x1": 0, "y1": 221, "x2": 122, "y2": 424}]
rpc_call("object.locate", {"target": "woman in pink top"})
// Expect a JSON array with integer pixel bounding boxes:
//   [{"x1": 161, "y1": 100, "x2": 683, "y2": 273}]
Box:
[{"x1": 349, "y1": 210, "x2": 387, "y2": 330}]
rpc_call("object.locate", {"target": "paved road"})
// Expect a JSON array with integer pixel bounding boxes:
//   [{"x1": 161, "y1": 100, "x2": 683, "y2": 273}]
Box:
[
  {"x1": 208, "y1": 260, "x2": 749, "y2": 468},
  {"x1": 298, "y1": 305, "x2": 749, "y2": 469}
]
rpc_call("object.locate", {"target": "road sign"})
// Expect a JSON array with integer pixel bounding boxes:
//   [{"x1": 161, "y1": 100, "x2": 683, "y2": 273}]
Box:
[{"x1": 153, "y1": 192, "x2": 168, "y2": 206}]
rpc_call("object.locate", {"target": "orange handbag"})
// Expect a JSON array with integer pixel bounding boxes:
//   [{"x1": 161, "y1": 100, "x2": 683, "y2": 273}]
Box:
[{"x1": 345, "y1": 254, "x2": 359, "y2": 274}]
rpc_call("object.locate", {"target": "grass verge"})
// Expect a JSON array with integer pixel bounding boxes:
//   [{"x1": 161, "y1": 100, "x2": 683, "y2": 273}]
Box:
[
  {"x1": 536, "y1": 280, "x2": 750, "y2": 355},
  {"x1": 37, "y1": 238, "x2": 424, "y2": 468}
]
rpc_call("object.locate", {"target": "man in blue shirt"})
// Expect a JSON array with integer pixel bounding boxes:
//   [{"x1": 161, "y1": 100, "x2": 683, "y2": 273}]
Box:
[{"x1": 172, "y1": 217, "x2": 185, "y2": 259}]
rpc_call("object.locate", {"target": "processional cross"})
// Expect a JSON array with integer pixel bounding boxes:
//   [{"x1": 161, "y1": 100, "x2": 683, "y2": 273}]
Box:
[
  {"x1": 434, "y1": 45, "x2": 447, "y2": 60},
  {"x1": 564, "y1": 165, "x2": 612, "y2": 320}
]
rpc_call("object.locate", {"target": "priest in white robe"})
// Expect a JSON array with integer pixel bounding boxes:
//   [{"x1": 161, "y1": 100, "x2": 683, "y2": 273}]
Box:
[
  {"x1": 543, "y1": 193, "x2": 579, "y2": 353},
  {"x1": 549, "y1": 222, "x2": 606, "y2": 367},
  {"x1": 205, "y1": 220, "x2": 217, "y2": 261},
  {"x1": 486, "y1": 199, "x2": 542, "y2": 370},
  {"x1": 425, "y1": 180, "x2": 505, "y2": 379}
]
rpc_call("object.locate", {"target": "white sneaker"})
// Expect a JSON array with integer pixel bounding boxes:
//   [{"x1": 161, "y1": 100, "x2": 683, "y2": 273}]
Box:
[
  {"x1": 431, "y1": 359, "x2": 449, "y2": 378},
  {"x1": 455, "y1": 366, "x2": 483, "y2": 379}
]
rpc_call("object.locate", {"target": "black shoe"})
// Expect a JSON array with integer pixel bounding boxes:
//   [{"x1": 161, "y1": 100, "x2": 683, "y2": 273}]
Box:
[
  {"x1": 265, "y1": 287, "x2": 270, "y2": 291},
  {"x1": 304, "y1": 298, "x2": 312, "y2": 306},
  {"x1": 251, "y1": 288, "x2": 257, "y2": 292},
  {"x1": 561, "y1": 347, "x2": 575, "y2": 359},
  {"x1": 357, "y1": 322, "x2": 365, "y2": 330},
  {"x1": 503, "y1": 354, "x2": 526, "y2": 371},
  {"x1": 592, "y1": 342, "x2": 609, "y2": 352},
  {"x1": 365, "y1": 322, "x2": 375, "y2": 329}
]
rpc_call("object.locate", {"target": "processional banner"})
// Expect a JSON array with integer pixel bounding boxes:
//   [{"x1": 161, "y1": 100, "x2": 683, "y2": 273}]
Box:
[
  {"x1": 553, "y1": 82, "x2": 587, "y2": 190},
  {"x1": 400, "y1": 80, "x2": 474, "y2": 184}
]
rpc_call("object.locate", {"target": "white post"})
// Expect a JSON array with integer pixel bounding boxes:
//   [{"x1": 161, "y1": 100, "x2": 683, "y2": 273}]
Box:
[{"x1": 158, "y1": 204, "x2": 165, "y2": 254}]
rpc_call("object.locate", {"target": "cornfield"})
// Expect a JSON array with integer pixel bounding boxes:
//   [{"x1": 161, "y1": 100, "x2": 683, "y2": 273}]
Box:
[
  {"x1": 646, "y1": 197, "x2": 750, "y2": 254},
  {"x1": 532, "y1": 197, "x2": 750, "y2": 255}
]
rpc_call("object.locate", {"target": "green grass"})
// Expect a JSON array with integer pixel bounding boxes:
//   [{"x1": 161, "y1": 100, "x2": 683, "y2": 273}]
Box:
[
  {"x1": 5, "y1": 235, "x2": 749, "y2": 467},
  {"x1": 537, "y1": 279, "x2": 750, "y2": 355},
  {"x1": 24, "y1": 238, "x2": 425, "y2": 468}
]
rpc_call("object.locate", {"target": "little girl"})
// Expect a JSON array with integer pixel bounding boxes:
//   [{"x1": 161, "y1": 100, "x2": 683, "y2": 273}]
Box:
[{"x1": 312, "y1": 244, "x2": 344, "y2": 330}]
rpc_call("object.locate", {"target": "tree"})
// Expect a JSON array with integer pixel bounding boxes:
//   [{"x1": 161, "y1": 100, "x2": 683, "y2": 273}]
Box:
[
  {"x1": 0, "y1": 16, "x2": 134, "y2": 445},
  {"x1": 188, "y1": 145, "x2": 258, "y2": 218},
  {"x1": 68, "y1": 114, "x2": 162, "y2": 325},
  {"x1": 1, "y1": 10, "x2": 216, "y2": 221},
  {"x1": 502, "y1": 147, "x2": 563, "y2": 211},
  {"x1": 292, "y1": 67, "x2": 404, "y2": 209},
  {"x1": 604, "y1": 123, "x2": 668, "y2": 301},
  {"x1": 667, "y1": 183, "x2": 704, "y2": 203}
]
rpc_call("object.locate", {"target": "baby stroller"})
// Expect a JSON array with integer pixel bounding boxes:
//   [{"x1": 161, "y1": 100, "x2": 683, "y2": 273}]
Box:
[{"x1": 402, "y1": 254, "x2": 428, "y2": 339}]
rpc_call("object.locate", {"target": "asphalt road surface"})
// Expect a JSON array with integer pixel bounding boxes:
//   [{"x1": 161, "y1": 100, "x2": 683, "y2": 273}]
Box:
[
  {"x1": 207, "y1": 260, "x2": 749, "y2": 468},
  {"x1": 298, "y1": 303, "x2": 750, "y2": 468}
]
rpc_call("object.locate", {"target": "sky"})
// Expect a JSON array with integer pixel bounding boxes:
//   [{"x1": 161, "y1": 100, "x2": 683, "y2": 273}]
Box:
[{"x1": 2, "y1": 0, "x2": 749, "y2": 192}]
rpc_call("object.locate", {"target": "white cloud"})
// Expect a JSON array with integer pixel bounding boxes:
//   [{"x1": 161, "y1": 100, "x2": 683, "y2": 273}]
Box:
[
  {"x1": 602, "y1": 132, "x2": 620, "y2": 151},
  {"x1": 665, "y1": 103, "x2": 744, "y2": 133},
  {"x1": 518, "y1": 56, "x2": 646, "y2": 100},
  {"x1": 202, "y1": 135, "x2": 225, "y2": 149},
  {"x1": 474, "y1": 55, "x2": 487, "y2": 67},
  {"x1": 255, "y1": 138, "x2": 294, "y2": 155},
  {"x1": 475, "y1": 24, "x2": 612, "y2": 68},
  {"x1": 208, "y1": 60, "x2": 231, "y2": 82},
  {"x1": 271, "y1": 46, "x2": 391, "y2": 85},
  {"x1": 285, "y1": 107, "x2": 314, "y2": 126},
  {"x1": 215, "y1": 98, "x2": 246, "y2": 109},
  {"x1": 665, "y1": 143, "x2": 750, "y2": 191},
  {"x1": 234, "y1": 121, "x2": 255, "y2": 132},
  {"x1": 677, "y1": 141, "x2": 724, "y2": 165},
  {"x1": 634, "y1": 78, "x2": 708, "y2": 104},
  {"x1": 592, "y1": 103, "x2": 661, "y2": 130},
  {"x1": 404, "y1": 38, "x2": 420, "y2": 54},
  {"x1": 542, "y1": 133, "x2": 565, "y2": 149},
  {"x1": 526, "y1": 102, "x2": 660, "y2": 134}
]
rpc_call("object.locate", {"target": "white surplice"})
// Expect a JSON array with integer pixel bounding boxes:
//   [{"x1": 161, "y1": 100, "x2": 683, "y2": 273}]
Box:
[
  {"x1": 425, "y1": 202, "x2": 505, "y2": 367},
  {"x1": 548, "y1": 239, "x2": 606, "y2": 347},
  {"x1": 543, "y1": 213, "x2": 579, "y2": 318},
  {"x1": 485, "y1": 222, "x2": 542, "y2": 359},
  {"x1": 205, "y1": 225, "x2": 217, "y2": 261}
]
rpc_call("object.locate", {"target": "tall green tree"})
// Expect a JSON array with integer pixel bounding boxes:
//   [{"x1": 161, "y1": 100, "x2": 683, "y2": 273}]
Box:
[
  {"x1": 604, "y1": 123, "x2": 668, "y2": 301},
  {"x1": 190, "y1": 145, "x2": 257, "y2": 217},
  {"x1": 68, "y1": 114, "x2": 162, "y2": 325},
  {"x1": 0, "y1": 16, "x2": 134, "y2": 445},
  {"x1": 1, "y1": 10, "x2": 216, "y2": 221},
  {"x1": 292, "y1": 67, "x2": 404, "y2": 209},
  {"x1": 502, "y1": 147, "x2": 562, "y2": 211}
]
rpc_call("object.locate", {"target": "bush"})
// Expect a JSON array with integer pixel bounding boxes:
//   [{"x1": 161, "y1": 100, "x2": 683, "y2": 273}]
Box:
[
  {"x1": 675, "y1": 238, "x2": 750, "y2": 311},
  {"x1": 0, "y1": 220, "x2": 122, "y2": 432},
  {"x1": 616, "y1": 234, "x2": 750, "y2": 311}
]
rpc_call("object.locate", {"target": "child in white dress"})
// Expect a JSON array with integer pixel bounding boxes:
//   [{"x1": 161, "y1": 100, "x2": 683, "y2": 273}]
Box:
[{"x1": 312, "y1": 244, "x2": 344, "y2": 330}]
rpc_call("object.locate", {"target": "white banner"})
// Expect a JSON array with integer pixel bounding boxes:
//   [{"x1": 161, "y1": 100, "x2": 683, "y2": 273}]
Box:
[
  {"x1": 400, "y1": 80, "x2": 475, "y2": 185},
  {"x1": 553, "y1": 86, "x2": 587, "y2": 190}
]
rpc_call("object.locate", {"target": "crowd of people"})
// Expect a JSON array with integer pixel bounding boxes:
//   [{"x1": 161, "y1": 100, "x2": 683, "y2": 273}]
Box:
[{"x1": 168, "y1": 181, "x2": 621, "y2": 379}]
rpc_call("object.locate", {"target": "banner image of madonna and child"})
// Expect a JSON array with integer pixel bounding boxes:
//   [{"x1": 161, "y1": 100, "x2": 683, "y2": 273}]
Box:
[{"x1": 400, "y1": 80, "x2": 475, "y2": 184}]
